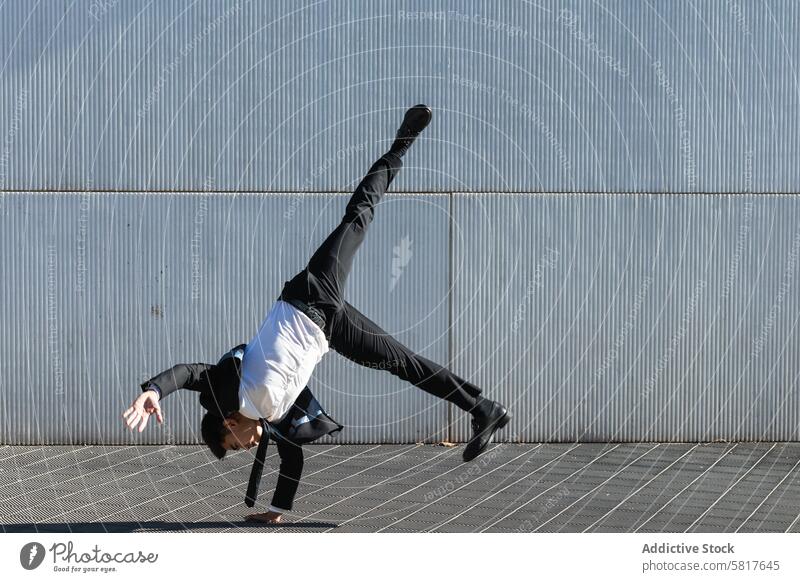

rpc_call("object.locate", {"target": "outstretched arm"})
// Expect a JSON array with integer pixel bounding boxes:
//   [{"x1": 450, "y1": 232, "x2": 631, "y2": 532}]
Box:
[
  {"x1": 123, "y1": 363, "x2": 213, "y2": 433},
  {"x1": 139, "y1": 362, "x2": 214, "y2": 399}
]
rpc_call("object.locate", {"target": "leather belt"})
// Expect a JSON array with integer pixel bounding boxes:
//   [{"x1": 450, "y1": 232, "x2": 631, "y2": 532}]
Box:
[{"x1": 280, "y1": 295, "x2": 328, "y2": 339}]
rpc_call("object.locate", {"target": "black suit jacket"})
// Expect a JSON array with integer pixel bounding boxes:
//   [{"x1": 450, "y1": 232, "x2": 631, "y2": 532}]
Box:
[{"x1": 140, "y1": 346, "x2": 343, "y2": 511}]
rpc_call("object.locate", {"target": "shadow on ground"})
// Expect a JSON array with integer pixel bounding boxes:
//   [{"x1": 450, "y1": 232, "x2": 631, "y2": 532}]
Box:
[{"x1": 0, "y1": 520, "x2": 337, "y2": 533}]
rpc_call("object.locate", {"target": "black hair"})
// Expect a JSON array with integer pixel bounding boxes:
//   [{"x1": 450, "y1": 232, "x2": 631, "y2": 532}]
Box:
[{"x1": 201, "y1": 412, "x2": 229, "y2": 460}]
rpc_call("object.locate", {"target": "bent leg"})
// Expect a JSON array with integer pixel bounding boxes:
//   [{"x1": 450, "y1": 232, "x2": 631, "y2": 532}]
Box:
[{"x1": 328, "y1": 301, "x2": 484, "y2": 413}]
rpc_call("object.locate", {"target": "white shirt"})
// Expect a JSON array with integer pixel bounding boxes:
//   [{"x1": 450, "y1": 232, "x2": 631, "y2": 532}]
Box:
[{"x1": 238, "y1": 300, "x2": 329, "y2": 423}]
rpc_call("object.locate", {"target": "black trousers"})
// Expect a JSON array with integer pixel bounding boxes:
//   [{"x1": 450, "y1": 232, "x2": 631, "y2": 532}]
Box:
[
  {"x1": 269, "y1": 153, "x2": 485, "y2": 512},
  {"x1": 280, "y1": 152, "x2": 483, "y2": 413}
]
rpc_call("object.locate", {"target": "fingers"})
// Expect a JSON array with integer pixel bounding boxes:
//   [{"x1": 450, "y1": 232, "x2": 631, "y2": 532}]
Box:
[
  {"x1": 123, "y1": 394, "x2": 164, "y2": 431},
  {"x1": 245, "y1": 513, "x2": 280, "y2": 524},
  {"x1": 124, "y1": 405, "x2": 146, "y2": 430},
  {"x1": 123, "y1": 395, "x2": 146, "y2": 419},
  {"x1": 125, "y1": 409, "x2": 142, "y2": 430},
  {"x1": 143, "y1": 402, "x2": 164, "y2": 424}
]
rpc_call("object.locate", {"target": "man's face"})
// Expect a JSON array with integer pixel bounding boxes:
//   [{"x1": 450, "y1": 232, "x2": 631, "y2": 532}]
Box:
[{"x1": 221, "y1": 415, "x2": 262, "y2": 452}]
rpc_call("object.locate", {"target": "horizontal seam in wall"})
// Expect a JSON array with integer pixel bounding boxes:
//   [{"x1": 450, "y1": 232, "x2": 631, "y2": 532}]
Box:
[{"x1": 1, "y1": 190, "x2": 799, "y2": 196}]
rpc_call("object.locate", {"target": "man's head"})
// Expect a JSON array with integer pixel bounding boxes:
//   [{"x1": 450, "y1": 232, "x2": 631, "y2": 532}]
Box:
[{"x1": 201, "y1": 411, "x2": 262, "y2": 459}]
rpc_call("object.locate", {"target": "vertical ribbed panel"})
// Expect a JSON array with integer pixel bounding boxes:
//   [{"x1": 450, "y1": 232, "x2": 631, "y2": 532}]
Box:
[
  {"x1": 6, "y1": 193, "x2": 800, "y2": 444},
  {"x1": 450, "y1": 194, "x2": 800, "y2": 442},
  {"x1": 0, "y1": 192, "x2": 450, "y2": 445},
  {"x1": 1, "y1": 0, "x2": 799, "y2": 192}
]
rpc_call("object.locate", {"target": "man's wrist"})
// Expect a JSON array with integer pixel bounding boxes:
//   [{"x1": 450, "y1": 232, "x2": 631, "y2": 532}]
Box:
[{"x1": 145, "y1": 383, "x2": 162, "y2": 400}]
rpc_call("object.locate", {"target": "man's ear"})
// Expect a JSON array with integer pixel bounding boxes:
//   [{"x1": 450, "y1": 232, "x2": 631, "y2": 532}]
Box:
[{"x1": 222, "y1": 415, "x2": 239, "y2": 430}]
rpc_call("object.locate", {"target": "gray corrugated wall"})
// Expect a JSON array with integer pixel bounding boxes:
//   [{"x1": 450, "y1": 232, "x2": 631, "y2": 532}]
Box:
[
  {"x1": 2, "y1": 1, "x2": 800, "y2": 444},
  {"x1": 3, "y1": 192, "x2": 800, "y2": 444},
  {"x1": 1, "y1": 0, "x2": 799, "y2": 192},
  {"x1": 0, "y1": 192, "x2": 450, "y2": 444},
  {"x1": 450, "y1": 194, "x2": 800, "y2": 443}
]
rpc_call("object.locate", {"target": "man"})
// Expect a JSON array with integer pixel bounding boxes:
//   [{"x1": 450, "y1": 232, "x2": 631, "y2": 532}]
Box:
[{"x1": 123, "y1": 105, "x2": 511, "y2": 524}]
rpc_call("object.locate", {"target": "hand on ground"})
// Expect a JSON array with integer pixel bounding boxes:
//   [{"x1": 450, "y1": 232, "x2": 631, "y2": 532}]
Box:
[{"x1": 246, "y1": 511, "x2": 283, "y2": 524}]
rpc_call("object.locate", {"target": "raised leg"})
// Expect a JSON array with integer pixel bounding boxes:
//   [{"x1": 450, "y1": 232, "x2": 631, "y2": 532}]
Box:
[
  {"x1": 280, "y1": 153, "x2": 402, "y2": 315},
  {"x1": 305, "y1": 153, "x2": 402, "y2": 300}
]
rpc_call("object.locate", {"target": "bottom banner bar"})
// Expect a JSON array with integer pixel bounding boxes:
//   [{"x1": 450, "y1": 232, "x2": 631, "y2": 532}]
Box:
[{"x1": 1, "y1": 533, "x2": 797, "y2": 581}]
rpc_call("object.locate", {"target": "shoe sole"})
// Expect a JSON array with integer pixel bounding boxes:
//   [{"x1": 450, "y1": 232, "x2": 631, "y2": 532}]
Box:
[
  {"x1": 463, "y1": 412, "x2": 511, "y2": 462},
  {"x1": 403, "y1": 106, "x2": 432, "y2": 134},
  {"x1": 416, "y1": 108, "x2": 432, "y2": 132}
]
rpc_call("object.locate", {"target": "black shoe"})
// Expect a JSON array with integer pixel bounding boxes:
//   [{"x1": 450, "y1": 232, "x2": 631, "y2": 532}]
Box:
[
  {"x1": 462, "y1": 401, "x2": 510, "y2": 462},
  {"x1": 388, "y1": 104, "x2": 432, "y2": 157}
]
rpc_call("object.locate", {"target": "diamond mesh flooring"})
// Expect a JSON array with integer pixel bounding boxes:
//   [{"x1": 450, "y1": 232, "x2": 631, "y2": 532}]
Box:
[{"x1": 1, "y1": 443, "x2": 799, "y2": 533}]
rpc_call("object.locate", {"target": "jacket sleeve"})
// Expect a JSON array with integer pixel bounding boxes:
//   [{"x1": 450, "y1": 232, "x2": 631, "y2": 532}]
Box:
[
  {"x1": 139, "y1": 363, "x2": 214, "y2": 400},
  {"x1": 270, "y1": 438, "x2": 304, "y2": 512}
]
